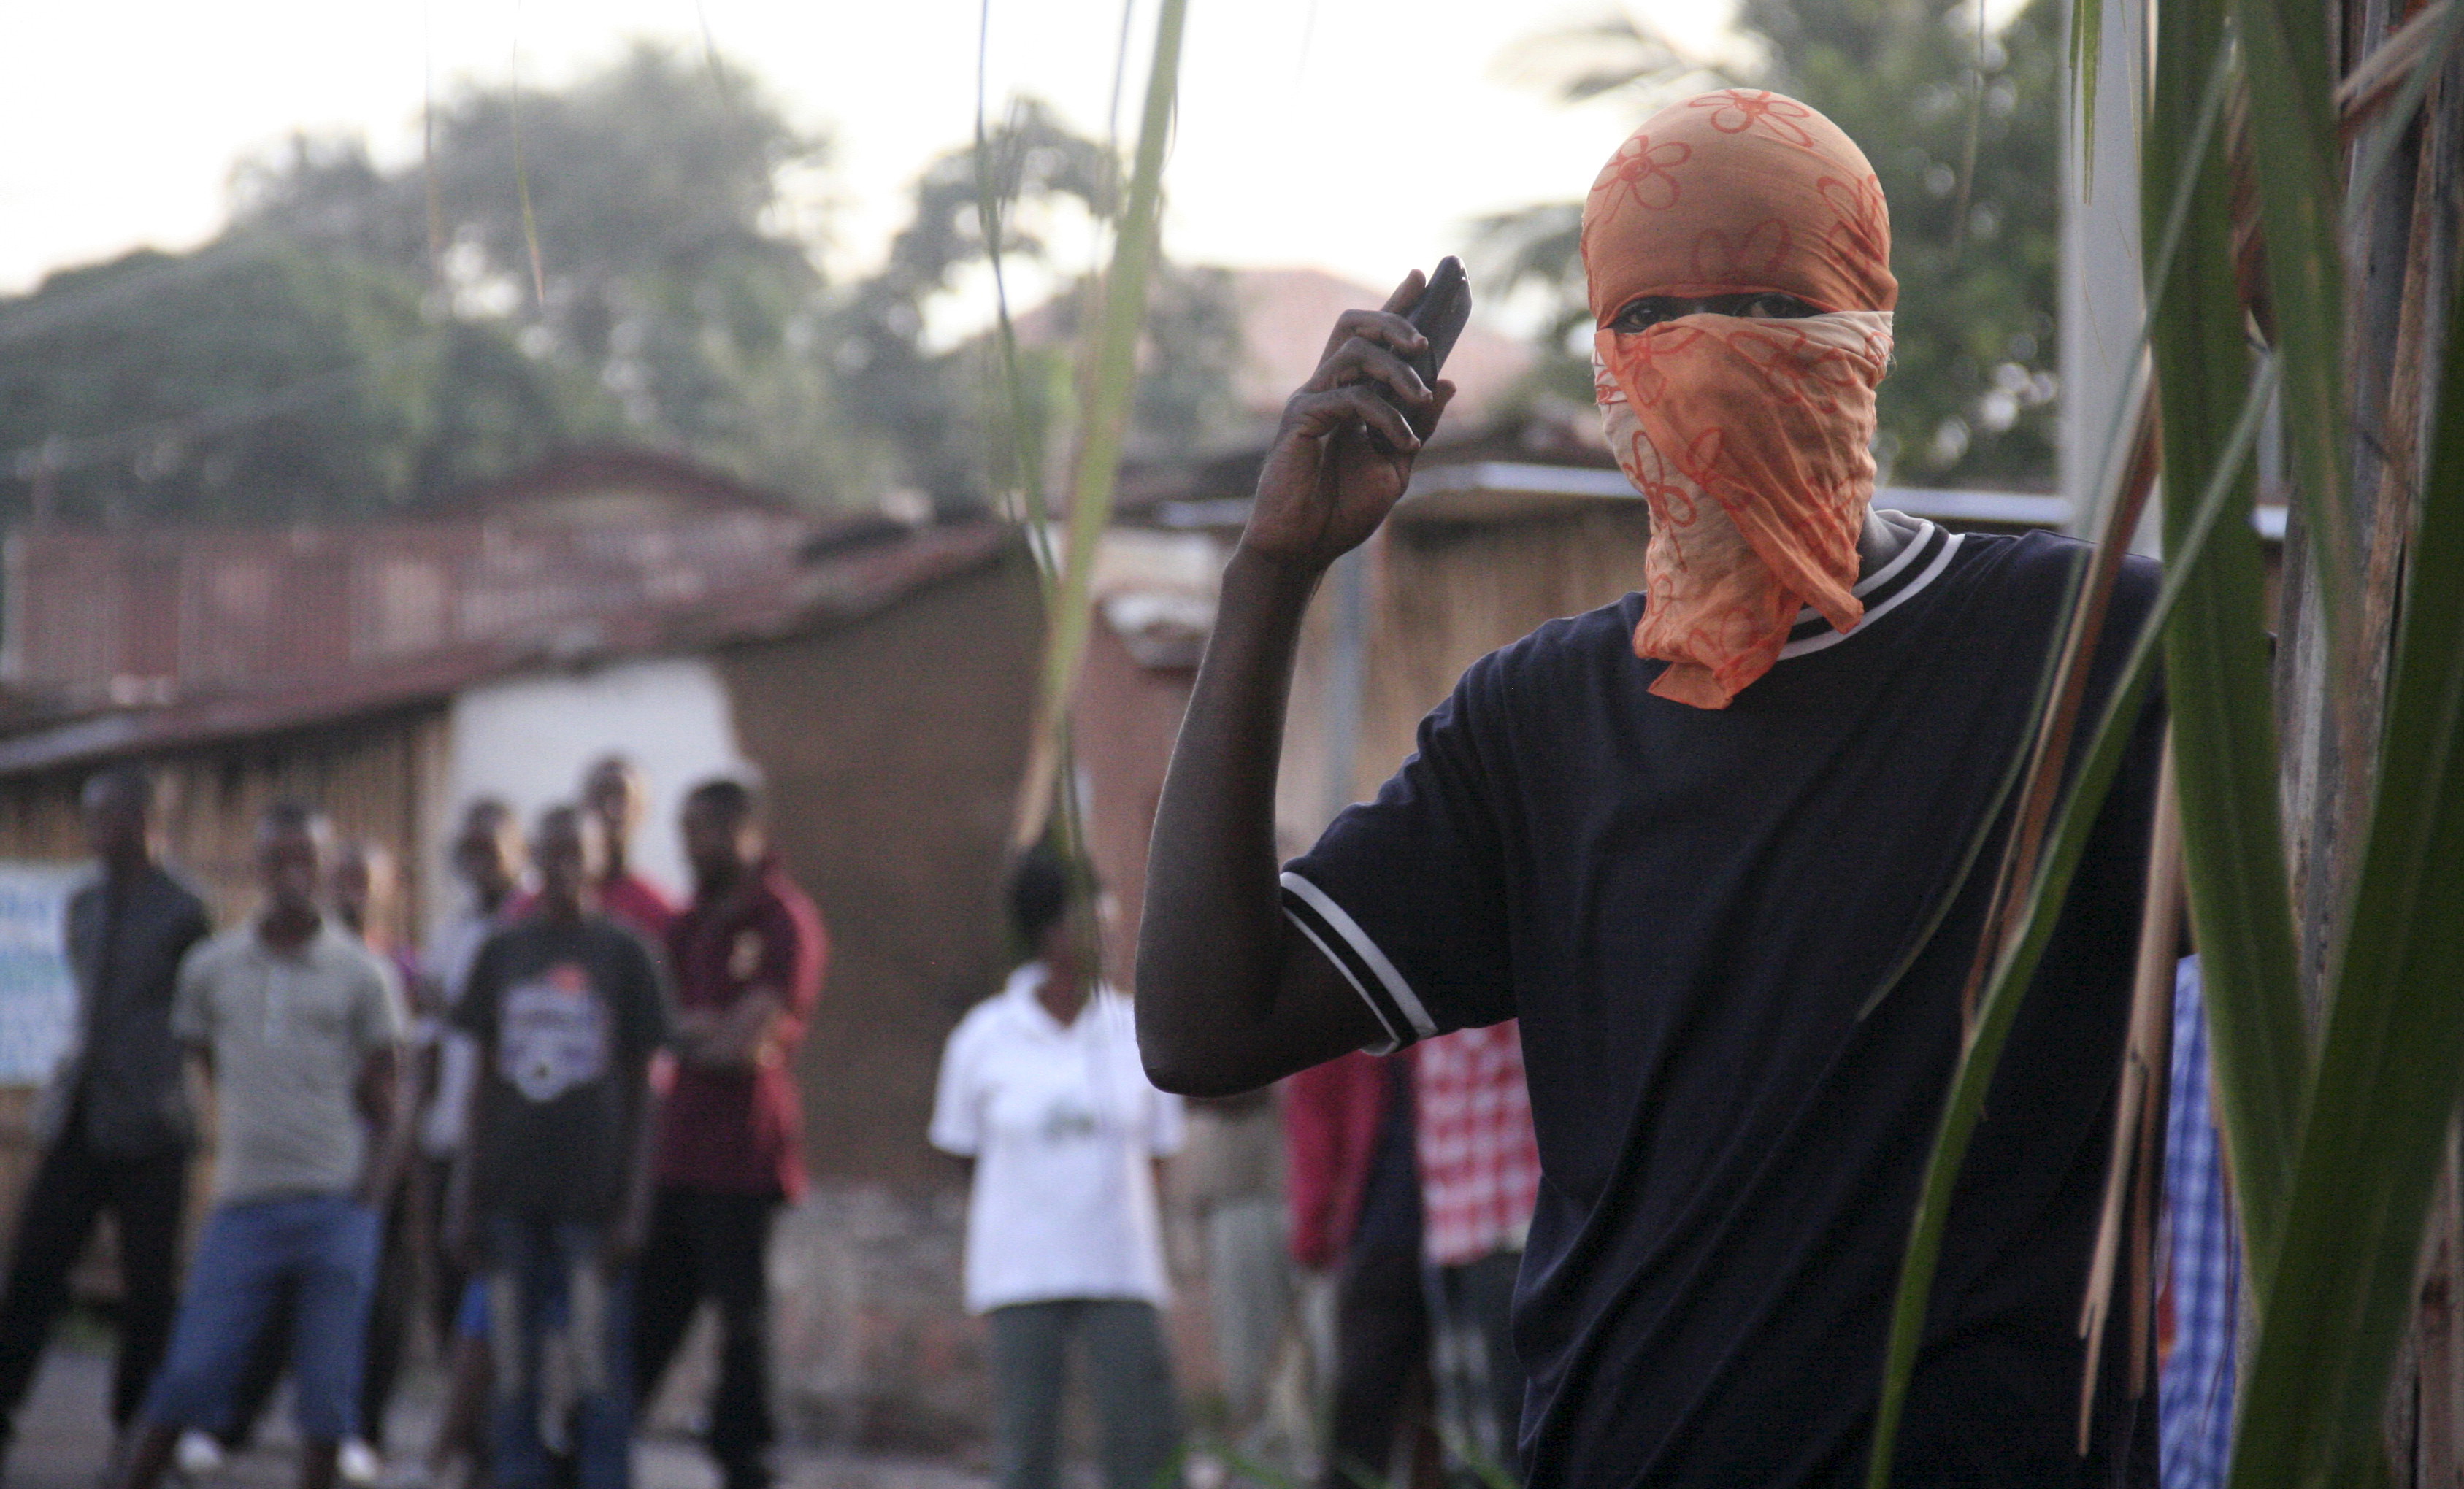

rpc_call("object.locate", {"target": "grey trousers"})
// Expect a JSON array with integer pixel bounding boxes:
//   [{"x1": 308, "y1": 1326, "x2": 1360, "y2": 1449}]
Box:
[
  {"x1": 1205, "y1": 1198, "x2": 1294, "y2": 1425},
  {"x1": 986, "y1": 1298, "x2": 1182, "y2": 1489}
]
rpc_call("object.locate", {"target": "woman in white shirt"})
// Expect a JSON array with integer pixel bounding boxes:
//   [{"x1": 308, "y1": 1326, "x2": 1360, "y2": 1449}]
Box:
[{"x1": 930, "y1": 848, "x2": 1185, "y2": 1489}]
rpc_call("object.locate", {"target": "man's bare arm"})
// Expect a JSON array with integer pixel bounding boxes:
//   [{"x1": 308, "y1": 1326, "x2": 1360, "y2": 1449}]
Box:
[
  {"x1": 1137, "y1": 272, "x2": 1454, "y2": 1097},
  {"x1": 677, "y1": 992, "x2": 786, "y2": 1069},
  {"x1": 353, "y1": 1044, "x2": 410, "y2": 1209},
  {"x1": 603, "y1": 1061, "x2": 662, "y2": 1271},
  {"x1": 445, "y1": 1033, "x2": 487, "y2": 1269}
]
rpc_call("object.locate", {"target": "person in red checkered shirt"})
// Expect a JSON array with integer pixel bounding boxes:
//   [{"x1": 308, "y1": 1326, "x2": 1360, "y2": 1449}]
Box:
[
  {"x1": 1415, "y1": 1023, "x2": 1540, "y2": 1482},
  {"x1": 1286, "y1": 1027, "x2": 1539, "y2": 1488}
]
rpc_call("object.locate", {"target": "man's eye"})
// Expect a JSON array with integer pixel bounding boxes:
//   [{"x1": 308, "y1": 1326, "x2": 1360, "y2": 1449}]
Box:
[{"x1": 1744, "y1": 293, "x2": 1817, "y2": 319}]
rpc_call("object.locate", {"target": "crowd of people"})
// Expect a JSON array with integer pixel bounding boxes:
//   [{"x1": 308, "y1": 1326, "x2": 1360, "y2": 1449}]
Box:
[
  {"x1": 0, "y1": 749, "x2": 1546, "y2": 1489},
  {"x1": 0, "y1": 755, "x2": 825, "y2": 1489}
]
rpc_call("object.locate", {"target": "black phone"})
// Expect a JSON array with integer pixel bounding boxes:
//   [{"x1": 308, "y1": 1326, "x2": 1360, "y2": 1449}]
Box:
[
  {"x1": 1404, "y1": 255, "x2": 1473, "y2": 384},
  {"x1": 1377, "y1": 256, "x2": 1472, "y2": 445}
]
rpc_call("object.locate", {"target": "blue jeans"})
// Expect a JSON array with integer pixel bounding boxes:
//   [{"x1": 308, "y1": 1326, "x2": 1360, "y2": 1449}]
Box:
[
  {"x1": 483, "y1": 1217, "x2": 631, "y2": 1489},
  {"x1": 142, "y1": 1194, "x2": 378, "y2": 1443}
]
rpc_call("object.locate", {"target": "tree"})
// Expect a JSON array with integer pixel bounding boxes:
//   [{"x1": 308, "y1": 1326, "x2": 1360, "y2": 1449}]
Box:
[
  {"x1": 827, "y1": 98, "x2": 1244, "y2": 511},
  {"x1": 0, "y1": 52, "x2": 1237, "y2": 526},
  {"x1": 0, "y1": 41, "x2": 847, "y2": 524},
  {"x1": 1478, "y1": 0, "x2": 2064, "y2": 488},
  {"x1": 826, "y1": 99, "x2": 1121, "y2": 508},
  {"x1": 0, "y1": 243, "x2": 615, "y2": 526},
  {"x1": 233, "y1": 42, "x2": 859, "y2": 503}
]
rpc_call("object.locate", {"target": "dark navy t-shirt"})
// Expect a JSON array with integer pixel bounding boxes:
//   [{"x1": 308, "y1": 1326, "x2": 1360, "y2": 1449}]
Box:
[{"x1": 1283, "y1": 522, "x2": 2162, "y2": 1488}]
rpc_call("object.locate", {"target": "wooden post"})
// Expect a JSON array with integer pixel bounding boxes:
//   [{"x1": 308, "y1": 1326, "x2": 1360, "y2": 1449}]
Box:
[{"x1": 2273, "y1": 13, "x2": 2463, "y2": 1483}]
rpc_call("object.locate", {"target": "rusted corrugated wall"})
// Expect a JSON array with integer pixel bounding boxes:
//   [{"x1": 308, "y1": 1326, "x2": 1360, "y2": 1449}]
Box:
[{"x1": 0, "y1": 706, "x2": 453, "y2": 929}]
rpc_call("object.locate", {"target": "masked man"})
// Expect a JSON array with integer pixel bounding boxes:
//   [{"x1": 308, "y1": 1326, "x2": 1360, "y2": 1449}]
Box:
[{"x1": 1138, "y1": 91, "x2": 2162, "y2": 1487}]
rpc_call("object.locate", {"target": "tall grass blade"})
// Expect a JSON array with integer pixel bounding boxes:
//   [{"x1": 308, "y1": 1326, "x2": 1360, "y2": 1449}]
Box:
[
  {"x1": 1948, "y1": 0, "x2": 1989, "y2": 259},
  {"x1": 423, "y1": 2, "x2": 445, "y2": 284},
  {"x1": 2224, "y1": 226, "x2": 2464, "y2": 1489},
  {"x1": 2230, "y1": 0, "x2": 2356, "y2": 647},
  {"x1": 1952, "y1": 398, "x2": 2157, "y2": 1033},
  {"x1": 695, "y1": 0, "x2": 737, "y2": 109},
  {"x1": 510, "y1": 25, "x2": 547, "y2": 307},
  {"x1": 1865, "y1": 355, "x2": 2282, "y2": 1489},
  {"x1": 2141, "y1": 0, "x2": 2307, "y2": 1288},
  {"x1": 1010, "y1": 0, "x2": 1191, "y2": 847},
  {"x1": 2070, "y1": 0, "x2": 2107, "y2": 171},
  {"x1": 1105, "y1": 0, "x2": 1139, "y2": 157},
  {"x1": 973, "y1": 18, "x2": 1057, "y2": 590}
]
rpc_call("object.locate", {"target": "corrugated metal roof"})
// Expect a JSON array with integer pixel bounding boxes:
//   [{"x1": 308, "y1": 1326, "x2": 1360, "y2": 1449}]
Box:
[
  {"x1": 0, "y1": 447, "x2": 843, "y2": 704},
  {"x1": 0, "y1": 522, "x2": 1013, "y2": 777}
]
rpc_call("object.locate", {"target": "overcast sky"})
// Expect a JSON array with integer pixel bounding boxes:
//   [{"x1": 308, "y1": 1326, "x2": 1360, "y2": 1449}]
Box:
[{"x1": 1, "y1": 0, "x2": 1746, "y2": 310}]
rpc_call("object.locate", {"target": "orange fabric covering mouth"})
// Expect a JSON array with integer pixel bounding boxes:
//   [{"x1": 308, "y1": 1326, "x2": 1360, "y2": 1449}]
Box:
[{"x1": 1582, "y1": 90, "x2": 1899, "y2": 709}]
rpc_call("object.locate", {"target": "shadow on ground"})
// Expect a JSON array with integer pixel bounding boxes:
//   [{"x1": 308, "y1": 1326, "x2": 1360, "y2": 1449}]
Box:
[{"x1": 6, "y1": 1347, "x2": 990, "y2": 1489}]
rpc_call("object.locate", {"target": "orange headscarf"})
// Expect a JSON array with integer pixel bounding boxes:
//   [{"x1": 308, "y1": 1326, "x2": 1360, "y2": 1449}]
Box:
[{"x1": 1583, "y1": 91, "x2": 1898, "y2": 708}]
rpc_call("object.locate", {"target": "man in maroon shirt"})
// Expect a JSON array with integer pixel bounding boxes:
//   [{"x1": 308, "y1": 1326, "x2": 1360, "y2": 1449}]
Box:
[
  {"x1": 632, "y1": 779, "x2": 826, "y2": 1489},
  {"x1": 582, "y1": 755, "x2": 680, "y2": 942}
]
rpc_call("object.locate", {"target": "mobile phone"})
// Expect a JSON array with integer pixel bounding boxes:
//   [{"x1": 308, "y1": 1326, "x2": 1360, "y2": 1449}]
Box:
[
  {"x1": 1379, "y1": 256, "x2": 1471, "y2": 445},
  {"x1": 1404, "y1": 256, "x2": 1472, "y2": 386}
]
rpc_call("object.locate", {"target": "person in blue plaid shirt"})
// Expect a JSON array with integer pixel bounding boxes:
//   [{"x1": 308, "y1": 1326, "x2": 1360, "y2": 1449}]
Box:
[{"x1": 2161, "y1": 955, "x2": 2238, "y2": 1489}]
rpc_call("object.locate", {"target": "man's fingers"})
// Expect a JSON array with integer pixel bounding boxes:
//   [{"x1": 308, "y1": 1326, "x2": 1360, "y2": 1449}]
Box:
[
  {"x1": 1312, "y1": 318, "x2": 1428, "y2": 393},
  {"x1": 1310, "y1": 339, "x2": 1433, "y2": 405},
  {"x1": 1379, "y1": 269, "x2": 1427, "y2": 315},
  {"x1": 1319, "y1": 304, "x2": 1428, "y2": 365},
  {"x1": 1286, "y1": 385, "x2": 1419, "y2": 452}
]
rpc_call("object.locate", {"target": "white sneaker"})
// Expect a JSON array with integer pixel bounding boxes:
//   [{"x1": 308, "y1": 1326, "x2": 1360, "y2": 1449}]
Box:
[
  {"x1": 173, "y1": 1431, "x2": 225, "y2": 1478},
  {"x1": 338, "y1": 1439, "x2": 382, "y2": 1487}
]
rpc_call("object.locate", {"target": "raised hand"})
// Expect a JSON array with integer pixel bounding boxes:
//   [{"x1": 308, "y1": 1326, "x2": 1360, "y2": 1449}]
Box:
[{"x1": 1241, "y1": 271, "x2": 1457, "y2": 572}]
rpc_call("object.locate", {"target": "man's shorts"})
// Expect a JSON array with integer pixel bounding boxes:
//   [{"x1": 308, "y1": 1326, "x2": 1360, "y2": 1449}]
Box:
[{"x1": 143, "y1": 1194, "x2": 380, "y2": 1443}]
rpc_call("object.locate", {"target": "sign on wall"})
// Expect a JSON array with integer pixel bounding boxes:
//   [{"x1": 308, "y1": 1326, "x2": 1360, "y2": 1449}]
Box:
[{"x1": 0, "y1": 865, "x2": 85, "y2": 1085}]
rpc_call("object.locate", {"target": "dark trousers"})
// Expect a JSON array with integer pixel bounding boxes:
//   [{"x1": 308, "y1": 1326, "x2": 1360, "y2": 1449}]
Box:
[
  {"x1": 1324, "y1": 1245, "x2": 1432, "y2": 1489},
  {"x1": 1427, "y1": 1251, "x2": 1524, "y2": 1487},
  {"x1": 417, "y1": 1155, "x2": 468, "y2": 1344},
  {"x1": 0, "y1": 1139, "x2": 186, "y2": 1442},
  {"x1": 632, "y1": 1188, "x2": 778, "y2": 1489},
  {"x1": 986, "y1": 1298, "x2": 1181, "y2": 1489}
]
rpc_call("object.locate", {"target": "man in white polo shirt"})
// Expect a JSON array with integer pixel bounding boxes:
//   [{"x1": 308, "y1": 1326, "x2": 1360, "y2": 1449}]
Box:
[{"x1": 930, "y1": 848, "x2": 1184, "y2": 1489}]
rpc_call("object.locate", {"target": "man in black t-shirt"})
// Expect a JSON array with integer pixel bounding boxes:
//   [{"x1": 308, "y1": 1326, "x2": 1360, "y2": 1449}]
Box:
[
  {"x1": 1137, "y1": 91, "x2": 2160, "y2": 1489},
  {"x1": 450, "y1": 805, "x2": 669, "y2": 1489}
]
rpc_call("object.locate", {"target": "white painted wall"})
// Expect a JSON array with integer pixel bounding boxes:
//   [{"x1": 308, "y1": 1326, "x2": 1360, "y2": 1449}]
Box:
[
  {"x1": 434, "y1": 655, "x2": 751, "y2": 939},
  {"x1": 2060, "y1": 0, "x2": 2154, "y2": 552}
]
